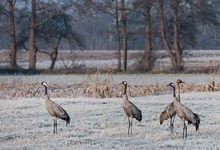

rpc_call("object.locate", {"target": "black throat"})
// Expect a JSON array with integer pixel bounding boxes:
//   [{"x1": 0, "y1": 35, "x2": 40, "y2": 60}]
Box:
[
  {"x1": 43, "y1": 85, "x2": 48, "y2": 95},
  {"x1": 123, "y1": 83, "x2": 127, "y2": 95},
  {"x1": 172, "y1": 86, "x2": 176, "y2": 98}
]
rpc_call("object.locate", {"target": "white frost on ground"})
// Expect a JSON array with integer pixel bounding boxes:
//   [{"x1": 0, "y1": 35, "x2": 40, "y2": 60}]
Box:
[
  {"x1": 0, "y1": 73, "x2": 220, "y2": 85},
  {"x1": 0, "y1": 85, "x2": 220, "y2": 149}
]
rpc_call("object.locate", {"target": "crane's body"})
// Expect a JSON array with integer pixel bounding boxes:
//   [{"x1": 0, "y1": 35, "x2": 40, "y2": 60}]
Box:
[
  {"x1": 122, "y1": 81, "x2": 142, "y2": 134},
  {"x1": 41, "y1": 81, "x2": 70, "y2": 134},
  {"x1": 160, "y1": 79, "x2": 184, "y2": 129},
  {"x1": 168, "y1": 83, "x2": 200, "y2": 139}
]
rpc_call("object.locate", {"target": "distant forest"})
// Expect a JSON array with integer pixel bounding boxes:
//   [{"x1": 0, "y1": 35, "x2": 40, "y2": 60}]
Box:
[
  {"x1": 1, "y1": 0, "x2": 220, "y2": 71},
  {"x1": 1, "y1": 0, "x2": 220, "y2": 50}
]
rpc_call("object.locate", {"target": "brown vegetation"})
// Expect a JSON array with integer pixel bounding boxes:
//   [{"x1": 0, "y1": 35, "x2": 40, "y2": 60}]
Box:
[{"x1": 0, "y1": 72, "x2": 219, "y2": 100}]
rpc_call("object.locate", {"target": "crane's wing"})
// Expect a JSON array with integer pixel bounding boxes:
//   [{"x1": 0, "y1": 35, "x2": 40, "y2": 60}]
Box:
[
  {"x1": 159, "y1": 101, "x2": 175, "y2": 124},
  {"x1": 53, "y1": 103, "x2": 70, "y2": 124},
  {"x1": 123, "y1": 101, "x2": 142, "y2": 121},
  {"x1": 164, "y1": 101, "x2": 174, "y2": 112},
  {"x1": 133, "y1": 107, "x2": 142, "y2": 121},
  {"x1": 178, "y1": 103, "x2": 197, "y2": 124}
]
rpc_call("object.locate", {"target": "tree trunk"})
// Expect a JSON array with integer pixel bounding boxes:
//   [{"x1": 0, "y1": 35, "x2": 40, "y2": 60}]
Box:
[
  {"x1": 49, "y1": 37, "x2": 61, "y2": 70},
  {"x1": 172, "y1": 0, "x2": 183, "y2": 70},
  {"x1": 121, "y1": 0, "x2": 127, "y2": 72},
  {"x1": 158, "y1": 0, "x2": 177, "y2": 70},
  {"x1": 143, "y1": 0, "x2": 152, "y2": 71},
  {"x1": 8, "y1": 0, "x2": 17, "y2": 68},
  {"x1": 28, "y1": 0, "x2": 36, "y2": 70},
  {"x1": 115, "y1": 0, "x2": 121, "y2": 71},
  {"x1": 49, "y1": 48, "x2": 58, "y2": 70}
]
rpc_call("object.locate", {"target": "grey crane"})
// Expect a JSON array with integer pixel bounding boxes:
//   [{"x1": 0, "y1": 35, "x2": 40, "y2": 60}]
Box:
[
  {"x1": 160, "y1": 79, "x2": 185, "y2": 129},
  {"x1": 41, "y1": 81, "x2": 70, "y2": 134},
  {"x1": 121, "y1": 81, "x2": 142, "y2": 134},
  {"x1": 168, "y1": 82, "x2": 200, "y2": 139}
]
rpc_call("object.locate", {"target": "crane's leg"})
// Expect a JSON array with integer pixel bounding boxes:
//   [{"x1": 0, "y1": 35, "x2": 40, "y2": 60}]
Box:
[
  {"x1": 53, "y1": 118, "x2": 57, "y2": 134},
  {"x1": 127, "y1": 117, "x2": 130, "y2": 135},
  {"x1": 183, "y1": 125, "x2": 187, "y2": 139},
  {"x1": 170, "y1": 118, "x2": 174, "y2": 133},
  {"x1": 182, "y1": 119, "x2": 187, "y2": 139},
  {"x1": 182, "y1": 127, "x2": 184, "y2": 139},
  {"x1": 170, "y1": 117, "x2": 173, "y2": 127},
  {"x1": 171, "y1": 114, "x2": 176, "y2": 127},
  {"x1": 130, "y1": 118, "x2": 133, "y2": 134},
  {"x1": 53, "y1": 119, "x2": 56, "y2": 134},
  {"x1": 55, "y1": 119, "x2": 57, "y2": 134}
]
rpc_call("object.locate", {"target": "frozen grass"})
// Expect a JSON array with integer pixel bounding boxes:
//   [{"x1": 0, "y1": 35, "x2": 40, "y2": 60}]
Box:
[
  {"x1": 1, "y1": 93, "x2": 220, "y2": 149},
  {"x1": 0, "y1": 74, "x2": 220, "y2": 149},
  {"x1": 1, "y1": 72, "x2": 220, "y2": 85}
]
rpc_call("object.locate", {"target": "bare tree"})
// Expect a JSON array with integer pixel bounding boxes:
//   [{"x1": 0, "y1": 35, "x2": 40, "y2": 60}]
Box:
[
  {"x1": 143, "y1": 0, "x2": 152, "y2": 71},
  {"x1": 28, "y1": 0, "x2": 36, "y2": 70},
  {"x1": 83, "y1": 0, "x2": 122, "y2": 70},
  {"x1": 114, "y1": 0, "x2": 121, "y2": 71},
  {"x1": 15, "y1": 1, "x2": 84, "y2": 70},
  {"x1": 158, "y1": 0, "x2": 179, "y2": 71},
  {"x1": 158, "y1": 0, "x2": 220, "y2": 71},
  {"x1": 121, "y1": 0, "x2": 127, "y2": 72},
  {"x1": 172, "y1": 0, "x2": 183, "y2": 70},
  {"x1": 127, "y1": 0, "x2": 153, "y2": 71},
  {"x1": 36, "y1": 1, "x2": 84, "y2": 70},
  {"x1": 8, "y1": 0, "x2": 17, "y2": 68}
]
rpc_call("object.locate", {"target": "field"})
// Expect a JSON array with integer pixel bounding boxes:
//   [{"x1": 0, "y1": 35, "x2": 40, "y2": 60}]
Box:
[
  {"x1": 1, "y1": 49, "x2": 220, "y2": 72},
  {"x1": 1, "y1": 74, "x2": 220, "y2": 149},
  {"x1": 1, "y1": 49, "x2": 220, "y2": 149}
]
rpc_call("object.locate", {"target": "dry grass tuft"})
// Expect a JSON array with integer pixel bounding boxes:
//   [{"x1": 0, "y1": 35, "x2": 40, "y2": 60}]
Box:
[{"x1": 1, "y1": 73, "x2": 220, "y2": 99}]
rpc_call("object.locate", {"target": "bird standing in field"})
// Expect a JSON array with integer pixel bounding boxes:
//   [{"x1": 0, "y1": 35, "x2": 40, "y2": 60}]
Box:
[
  {"x1": 41, "y1": 81, "x2": 70, "y2": 134},
  {"x1": 121, "y1": 81, "x2": 142, "y2": 134},
  {"x1": 168, "y1": 82, "x2": 200, "y2": 139},
  {"x1": 160, "y1": 79, "x2": 185, "y2": 130}
]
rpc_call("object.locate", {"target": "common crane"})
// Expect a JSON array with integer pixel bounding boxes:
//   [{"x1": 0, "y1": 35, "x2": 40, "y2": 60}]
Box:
[
  {"x1": 160, "y1": 79, "x2": 185, "y2": 129},
  {"x1": 168, "y1": 82, "x2": 200, "y2": 139},
  {"x1": 121, "y1": 81, "x2": 142, "y2": 134},
  {"x1": 41, "y1": 81, "x2": 70, "y2": 134}
]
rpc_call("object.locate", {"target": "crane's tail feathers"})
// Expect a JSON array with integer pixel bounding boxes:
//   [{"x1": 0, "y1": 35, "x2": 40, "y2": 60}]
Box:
[
  {"x1": 65, "y1": 117, "x2": 70, "y2": 126},
  {"x1": 188, "y1": 113, "x2": 200, "y2": 131},
  {"x1": 62, "y1": 111, "x2": 70, "y2": 126},
  {"x1": 136, "y1": 109, "x2": 142, "y2": 122},
  {"x1": 61, "y1": 112, "x2": 70, "y2": 126},
  {"x1": 194, "y1": 113, "x2": 200, "y2": 131},
  {"x1": 60, "y1": 117, "x2": 70, "y2": 126}
]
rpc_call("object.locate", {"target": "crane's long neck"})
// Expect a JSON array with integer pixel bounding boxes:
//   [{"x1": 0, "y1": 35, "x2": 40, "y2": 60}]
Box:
[
  {"x1": 123, "y1": 84, "x2": 127, "y2": 95},
  {"x1": 176, "y1": 84, "x2": 180, "y2": 102},
  {"x1": 43, "y1": 85, "x2": 48, "y2": 95},
  {"x1": 172, "y1": 86, "x2": 176, "y2": 98},
  {"x1": 123, "y1": 84, "x2": 129, "y2": 104}
]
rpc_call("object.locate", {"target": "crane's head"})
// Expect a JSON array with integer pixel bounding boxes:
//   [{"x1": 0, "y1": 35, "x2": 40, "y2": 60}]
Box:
[
  {"x1": 167, "y1": 82, "x2": 175, "y2": 88},
  {"x1": 122, "y1": 81, "x2": 127, "y2": 85},
  {"x1": 176, "y1": 79, "x2": 185, "y2": 85},
  {"x1": 41, "y1": 81, "x2": 48, "y2": 95},
  {"x1": 41, "y1": 81, "x2": 48, "y2": 87}
]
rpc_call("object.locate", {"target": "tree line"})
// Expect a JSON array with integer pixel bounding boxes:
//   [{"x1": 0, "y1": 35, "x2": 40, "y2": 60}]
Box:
[{"x1": 0, "y1": 0, "x2": 220, "y2": 72}]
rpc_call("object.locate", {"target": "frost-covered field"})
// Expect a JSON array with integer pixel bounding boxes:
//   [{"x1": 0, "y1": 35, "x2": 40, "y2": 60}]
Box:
[
  {"x1": 0, "y1": 74, "x2": 220, "y2": 149},
  {"x1": 1, "y1": 49, "x2": 220, "y2": 71}
]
